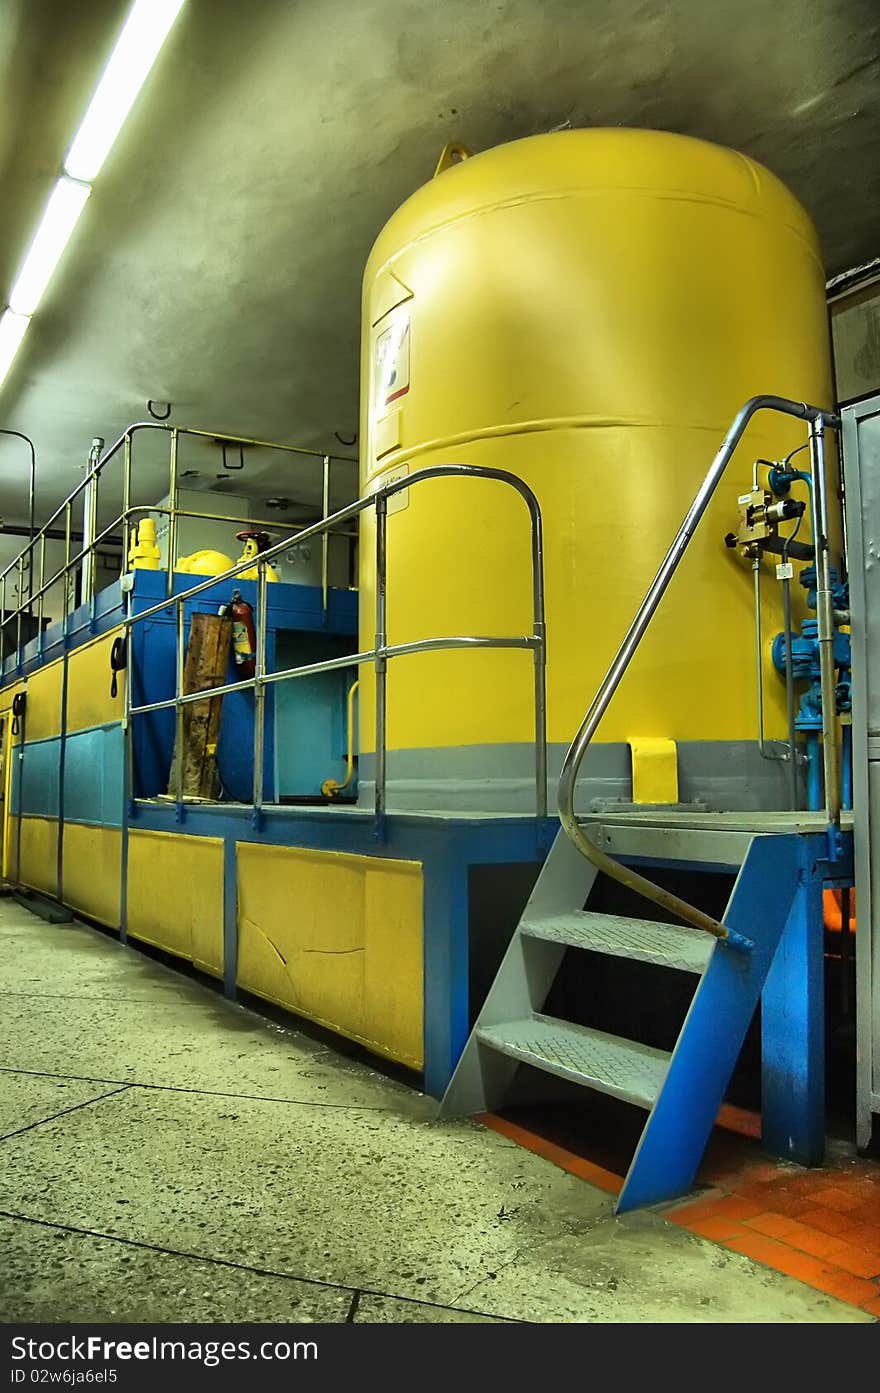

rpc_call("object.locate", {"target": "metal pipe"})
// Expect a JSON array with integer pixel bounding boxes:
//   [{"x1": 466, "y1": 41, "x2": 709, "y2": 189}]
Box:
[
  {"x1": 166, "y1": 428, "x2": 179, "y2": 598},
  {"x1": 80, "y1": 437, "x2": 103, "y2": 601},
  {"x1": 374, "y1": 495, "x2": 388, "y2": 819},
  {"x1": 781, "y1": 571, "x2": 798, "y2": 809},
  {"x1": 321, "y1": 680, "x2": 360, "y2": 796},
  {"x1": 321, "y1": 454, "x2": 330, "y2": 616},
  {"x1": 753, "y1": 558, "x2": 788, "y2": 771},
  {"x1": 557, "y1": 394, "x2": 839, "y2": 940},
  {"x1": 842, "y1": 722, "x2": 853, "y2": 811},
  {"x1": 806, "y1": 731, "x2": 822, "y2": 811},
  {"x1": 807, "y1": 416, "x2": 841, "y2": 829},
  {"x1": 253, "y1": 561, "x2": 267, "y2": 816}
]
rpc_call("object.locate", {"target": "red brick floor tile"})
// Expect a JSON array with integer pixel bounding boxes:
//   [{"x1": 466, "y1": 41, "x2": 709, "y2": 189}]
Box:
[
  {"x1": 829, "y1": 1243, "x2": 880, "y2": 1279},
  {"x1": 752, "y1": 1191, "x2": 816, "y2": 1218},
  {"x1": 782, "y1": 1225, "x2": 850, "y2": 1260},
  {"x1": 852, "y1": 1199, "x2": 880, "y2": 1225},
  {"x1": 688, "y1": 1215, "x2": 749, "y2": 1241},
  {"x1": 743, "y1": 1212, "x2": 803, "y2": 1239},
  {"x1": 809, "y1": 1186, "x2": 867, "y2": 1213},
  {"x1": 798, "y1": 1206, "x2": 862, "y2": 1238},
  {"x1": 665, "y1": 1195, "x2": 724, "y2": 1226},
  {"x1": 723, "y1": 1231, "x2": 791, "y2": 1266},
  {"x1": 843, "y1": 1223, "x2": 880, "y2": 1254},
  {"x1": 764, "y1": 1247, "x2": 837, "y2": 1286},
  {"x1": 709, "y1": 1195, "x2": 765, "y2": 1222},
  {"x1": 809, "y1": 1271, "x2": 880, "y2": 1305}
]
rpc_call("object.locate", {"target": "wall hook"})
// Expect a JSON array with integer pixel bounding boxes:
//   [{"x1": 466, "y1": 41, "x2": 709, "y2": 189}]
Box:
[{"x1": 147, "y1": 400, "x2": 171, "y2": 421}]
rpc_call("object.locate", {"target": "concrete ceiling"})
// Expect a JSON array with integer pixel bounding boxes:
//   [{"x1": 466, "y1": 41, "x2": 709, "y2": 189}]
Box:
[{"x1": 0, "y1": 0, "x2": 878, "y2": 537}]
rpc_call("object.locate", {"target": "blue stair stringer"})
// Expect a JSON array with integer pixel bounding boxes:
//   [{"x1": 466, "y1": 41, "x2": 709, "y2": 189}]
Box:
[{"x1": 439, "y1": 828, "x2": 806, "y2": 1214}]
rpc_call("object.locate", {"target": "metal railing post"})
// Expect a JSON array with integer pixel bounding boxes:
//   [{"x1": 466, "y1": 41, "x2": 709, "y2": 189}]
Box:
[
  {"x1": 36, "y1": 535, "x2": 46, "y2": 651},
  {"x1": 253, "y1": 560, "x2": 267, "y2": 822},
  {"x1": 166, "y1": 429, "x2": 179, "y2": 597},
  {"x1": 321, "y1": 454, "x2": 330, "y2": 618},
  {"x1": 374, "y1": 495, "x2": 388, "y2": 820},
  {"x1": 63, "y1": 502, "x2": 72, "y2": 635},
  {"x1": 15, "y1": 557, "x2": 23, "y2": 663},
  {"x1": 121, "y1": 432, "x2": 132, "y2": 578},
  {"x1": 808, "y1": 415, "x2": 841, "y2": 829},
  {"x1": 174, "y1": 599, "x2": 185, "y2": 810}
]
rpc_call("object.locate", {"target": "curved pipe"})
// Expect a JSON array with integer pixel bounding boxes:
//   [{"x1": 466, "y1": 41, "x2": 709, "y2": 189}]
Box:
[{"x1": 557, "y1": 395, "x2": 840, "y2": 941}]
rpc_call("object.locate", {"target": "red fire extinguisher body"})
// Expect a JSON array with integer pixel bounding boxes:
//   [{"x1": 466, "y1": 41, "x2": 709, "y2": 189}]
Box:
[{"x1": 230, "y1": 592, "x2": 256, "y2": 679}]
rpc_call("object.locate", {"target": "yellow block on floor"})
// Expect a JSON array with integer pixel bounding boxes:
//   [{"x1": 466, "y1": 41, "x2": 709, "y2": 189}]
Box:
[
  {"x1": 126, "y1": 829, "x2": 224, "y2": 977},
  {"x1": 236, "y1": 843, "x2": 424, "y2": 1071},
  {"x1": 629, "y1": 736, "x2": 679, "y2": 805}
]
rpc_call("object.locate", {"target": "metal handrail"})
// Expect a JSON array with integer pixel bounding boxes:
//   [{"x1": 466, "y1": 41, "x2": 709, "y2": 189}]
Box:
[
  {"x1": 0, "y1": 422, "x2": 359, "y2": 651},
  {"x1": 557, "y1": 394, "x2": 841, "y2": 942},
  {"x1": 125, "y1": 463, "x2": 547, "y2": 821}
]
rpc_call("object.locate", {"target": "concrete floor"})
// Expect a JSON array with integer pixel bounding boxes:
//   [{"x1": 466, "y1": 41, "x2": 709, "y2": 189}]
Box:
[{"x1": 0, "y1": 898, "x2": 870, "y2": 1323}]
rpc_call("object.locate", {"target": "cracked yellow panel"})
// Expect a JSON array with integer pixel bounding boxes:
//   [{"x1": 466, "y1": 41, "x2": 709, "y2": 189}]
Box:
[
  {"x1": 127, "y1": 829, "x2": 224, "y2": 977},
  {"x1": 236, "y1": 843, "x2": 424, "y2": 1071}
]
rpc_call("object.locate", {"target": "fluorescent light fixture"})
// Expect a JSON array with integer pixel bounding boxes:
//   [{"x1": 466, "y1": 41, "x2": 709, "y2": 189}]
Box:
[
  {"x1": 0, "y1": 311, "x2": 31, "y2": 391},
  {"x1": 8, "y1": 177, "x2": 91, "y2": 318},
  {"x1": 65, "y1": 0, "x2": 186, "y2": 182}
]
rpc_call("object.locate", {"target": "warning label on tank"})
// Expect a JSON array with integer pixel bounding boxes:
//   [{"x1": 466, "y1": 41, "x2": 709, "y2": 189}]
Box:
[{"x1": 374, "y1": 311, "x2": 410, "y2": 411}]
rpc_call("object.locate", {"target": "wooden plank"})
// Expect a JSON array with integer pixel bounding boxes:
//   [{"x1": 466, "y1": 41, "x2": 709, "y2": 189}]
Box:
[{"x1": 167, "y1": 613, "x2": 233, "y2": 799}]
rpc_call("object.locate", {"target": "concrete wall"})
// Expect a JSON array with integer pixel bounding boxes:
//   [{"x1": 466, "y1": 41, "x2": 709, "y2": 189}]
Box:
[{"x1": 832, "y1": 279, "x2": 880, "y2": 405}]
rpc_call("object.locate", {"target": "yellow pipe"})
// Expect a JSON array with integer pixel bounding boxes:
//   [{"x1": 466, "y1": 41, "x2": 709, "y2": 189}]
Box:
[{"x1": 322, "y1": 680, "x2": 360, "y2": 797}]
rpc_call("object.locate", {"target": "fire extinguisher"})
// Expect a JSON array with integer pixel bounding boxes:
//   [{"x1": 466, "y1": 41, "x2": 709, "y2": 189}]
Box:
[{"x1": 220, "y1": 589, "x2": 256, "y2": 679}]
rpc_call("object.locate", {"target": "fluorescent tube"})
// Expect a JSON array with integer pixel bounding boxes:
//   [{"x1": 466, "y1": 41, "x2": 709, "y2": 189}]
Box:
[
  {"x1": 64, "y1": 0, "x2": 186, "y2": 182},
  {"x1": 8, "y1": 177, "x2": 91, "y2": 318},
  {"x1": 0, "y1": 310, "x2": 31, "y2": 391}
]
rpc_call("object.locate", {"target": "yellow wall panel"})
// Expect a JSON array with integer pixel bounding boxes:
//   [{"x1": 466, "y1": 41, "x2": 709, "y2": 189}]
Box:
[
  {"x1": 126, "y1": 829, "x2": 224, "y2": 977},
  {"x1": 0, "y1": 681, "x2": 23, "y2": 716},
  {"x1": 66, "y1": 629, "x2": 125, "y2": 734},
  {"x1": 62, "y1": 823, "x2": 122, "y2": 929},
  {"x1": 236, "y1": 843, "x2": 424, "y2": 1070},
  {"x1": 24, "y1": 661, "x2": 63, "y2": 741},
  {"x1": 18, "y1": 816, "x2": 58, "y2": 896}
]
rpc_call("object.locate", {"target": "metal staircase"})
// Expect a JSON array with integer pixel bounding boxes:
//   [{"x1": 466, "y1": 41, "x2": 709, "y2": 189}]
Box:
[
  {"x1": 443, "y1": 395, "x2": 843, "y2": 1211},
  {"x1": 440, "y1": 820, "x2": 804, "y2": 1212}
]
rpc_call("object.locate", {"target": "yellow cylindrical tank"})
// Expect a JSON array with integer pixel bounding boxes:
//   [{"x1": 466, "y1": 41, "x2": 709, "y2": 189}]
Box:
[{"x1": 358, "y1": 128, "x2": 836, "y2": 810}]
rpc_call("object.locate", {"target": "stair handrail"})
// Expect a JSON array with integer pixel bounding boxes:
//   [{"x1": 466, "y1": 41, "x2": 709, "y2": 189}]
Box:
[{"x1": 557, "y1": 394, "x2": 841, "y2": 942}]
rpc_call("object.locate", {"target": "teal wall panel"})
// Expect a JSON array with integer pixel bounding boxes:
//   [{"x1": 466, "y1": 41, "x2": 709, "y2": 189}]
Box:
[
  {"x1": 63, "y1": 723, "x2": 125, "y2": 828},
  {"x1": 11, "y1": 737, "x2": 60, "y2": 818}
]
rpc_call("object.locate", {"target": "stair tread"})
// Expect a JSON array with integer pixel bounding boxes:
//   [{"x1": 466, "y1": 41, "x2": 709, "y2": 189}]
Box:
[
  {"x1": 523, "y1": 910, "x2": 714, "y2": 973},
  {"x1": 476, "y1": 1013, "x2": 669, "y2": 1109}
]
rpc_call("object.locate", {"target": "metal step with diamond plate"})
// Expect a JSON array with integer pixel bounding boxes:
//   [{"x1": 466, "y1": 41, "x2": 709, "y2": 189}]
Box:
[
  {"x1": 476, "y1": 1014, "x2": 670, "y2": 1109},
  {"x1": 522, "y1": 911, "x2": 714, "y2": 974}
]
